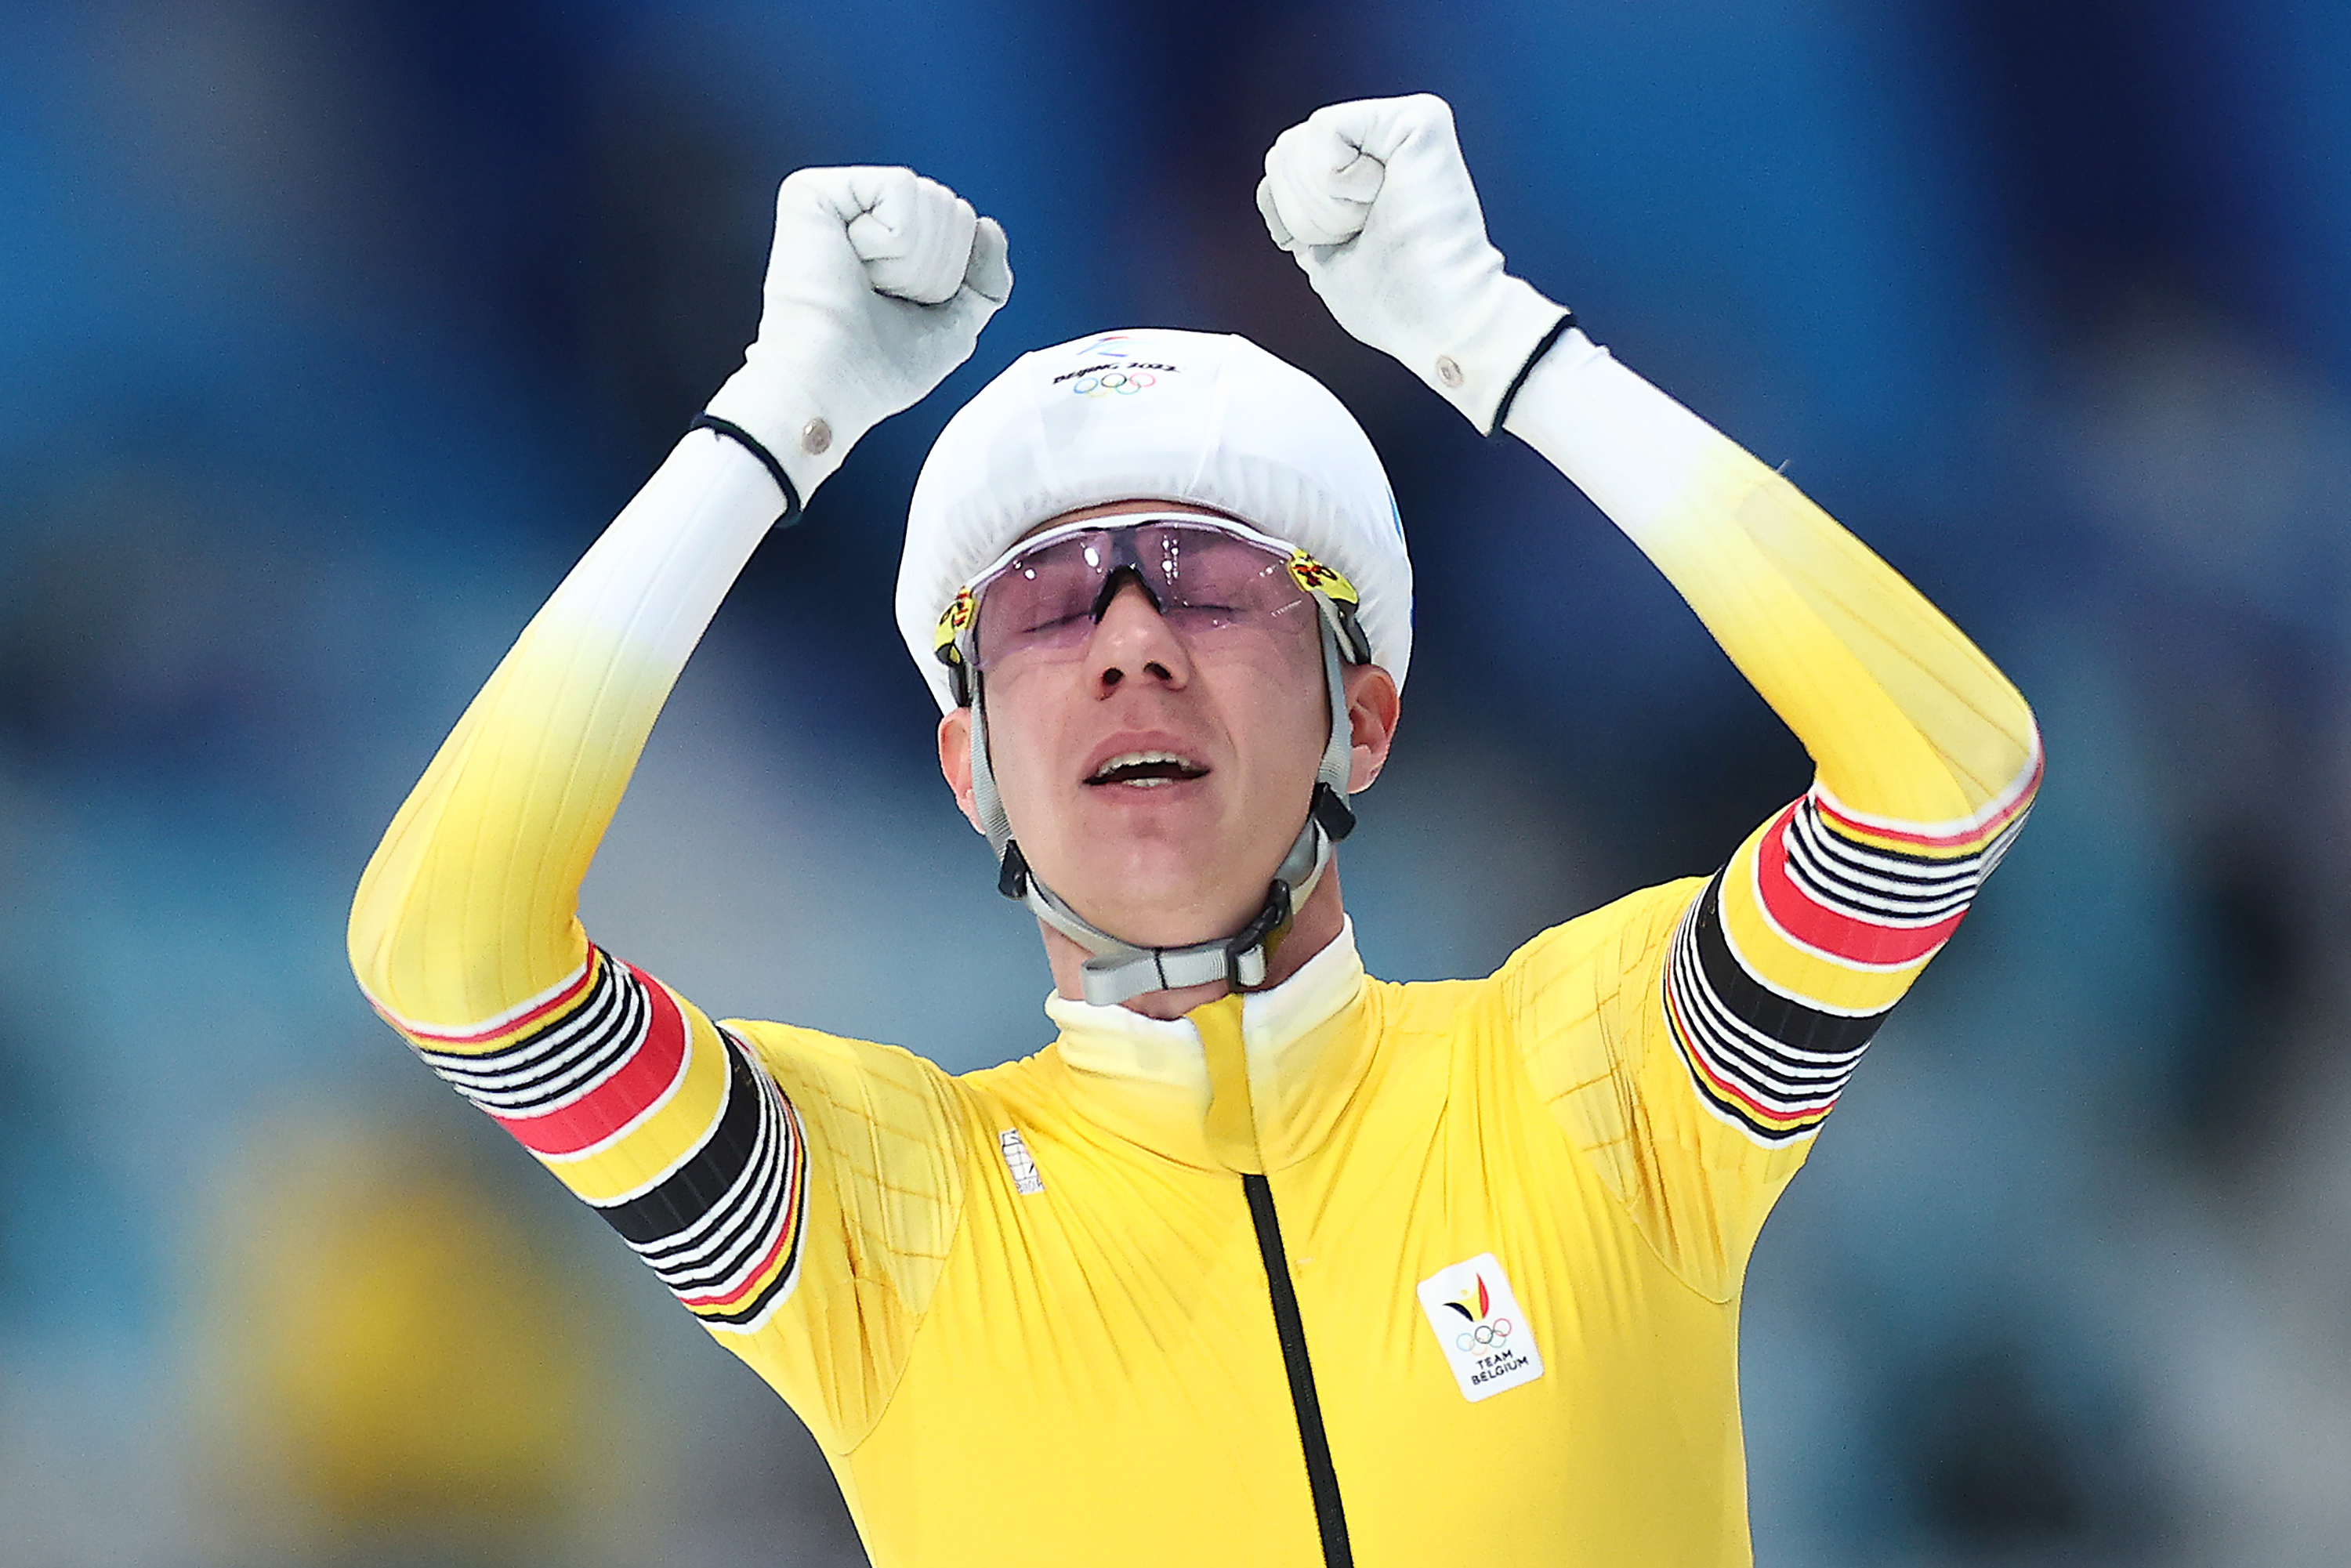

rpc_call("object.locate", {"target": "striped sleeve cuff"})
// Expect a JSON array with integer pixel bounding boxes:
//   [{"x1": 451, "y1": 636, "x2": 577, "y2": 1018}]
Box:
[
  {"x1": 1664, "y1": 754, "x2": 2038, "y2": 1144},
  {"x1": 372, "y1": 947, "x2": 807, "y2": 1333}
]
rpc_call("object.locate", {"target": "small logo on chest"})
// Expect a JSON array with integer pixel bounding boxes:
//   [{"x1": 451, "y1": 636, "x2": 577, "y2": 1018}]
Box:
[
  {"x1": 1416, "y1": 1252, "x2": 1544, "y2": 1402},
  {"x1": 998, "y1": 1128, "x2": 1045, "y2": 1195}
]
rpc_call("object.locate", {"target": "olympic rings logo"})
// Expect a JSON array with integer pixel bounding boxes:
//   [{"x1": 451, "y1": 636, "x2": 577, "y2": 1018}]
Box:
[
  {"x1": 1070, "y1": 370, "x2": 1157, "y2": 397},
  {"x1": 1454, "y1": 1318, "x2": 1514, "y2": 1353}
]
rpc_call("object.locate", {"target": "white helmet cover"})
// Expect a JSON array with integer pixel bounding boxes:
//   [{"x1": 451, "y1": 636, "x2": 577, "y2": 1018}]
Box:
[{"x1": 897, "y1": 328, "x2": 1413, "y2": 708}]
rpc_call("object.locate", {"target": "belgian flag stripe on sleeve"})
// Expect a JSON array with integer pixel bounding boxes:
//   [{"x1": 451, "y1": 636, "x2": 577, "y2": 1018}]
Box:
[
  {"x1": 369, "y1": 946, "x2": 808, "y2": 1332},
  {"x1": 1662, "y1": 746, "x2": 2039, "y2": 1144}
]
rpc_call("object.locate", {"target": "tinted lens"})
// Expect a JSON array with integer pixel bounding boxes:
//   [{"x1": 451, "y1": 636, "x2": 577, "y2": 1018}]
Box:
[
  {"x1": 973, "y1": 534, "x2": 1110, "y2": 667},
  {"x1": 972, "y1": 522, "x2": 1310, "y2": 672},
  {"x1": 1134, "y1": 523, "x2": 1307, "y2": 636}
]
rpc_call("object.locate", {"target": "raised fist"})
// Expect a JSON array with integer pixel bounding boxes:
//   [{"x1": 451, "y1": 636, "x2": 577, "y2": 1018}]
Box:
[
  {"x1": 706, "y1": 166, "x2": 1012, "y2": 504},
  {"x1": 1258, "y1": 95, "x2": 1564, "y2": 433}
]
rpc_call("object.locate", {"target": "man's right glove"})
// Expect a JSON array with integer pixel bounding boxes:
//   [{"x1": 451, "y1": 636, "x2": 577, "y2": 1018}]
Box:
[
  {"x1": 704, "y1": 165, "x2": 1012, "y2": 516},
  {"x1": 1257, "y1": 94, "x2": 1567, "y2": 435}
]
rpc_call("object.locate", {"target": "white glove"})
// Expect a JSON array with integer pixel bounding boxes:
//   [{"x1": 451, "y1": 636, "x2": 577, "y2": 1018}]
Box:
[
  {"x1": 705, "y1": 165, "x2": 1012, "y2": 509},
  {"x1": 1257, "y1": 94, "x2": 1567, "y2": 433}
]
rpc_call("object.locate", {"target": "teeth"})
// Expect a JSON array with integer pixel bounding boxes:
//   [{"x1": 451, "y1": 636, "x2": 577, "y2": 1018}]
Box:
[{"x1": 1089, "y1": 750, "x2": 1202, "y2": 784}]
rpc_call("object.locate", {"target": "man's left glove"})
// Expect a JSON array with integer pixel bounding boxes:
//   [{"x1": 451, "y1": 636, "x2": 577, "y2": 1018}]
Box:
[
  {"x1": 1257, "y1": 94, "x2": 1567, "y2": 434},
  {"x1": 705, "y1": 165, "x2": 1012, "y2": 513}
]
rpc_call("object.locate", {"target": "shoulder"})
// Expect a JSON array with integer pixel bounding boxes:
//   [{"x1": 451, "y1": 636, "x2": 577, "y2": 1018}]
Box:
[
  {"x1": 1349, "y1": 878, "x2": 1705, "y2": 1035},
  {"x1": 953, "y1": 1044, "x2": 1086, "y2": 1133},
  {"x1": 723, "y1": 1016, "x2": 974, "y2": 1134},
  {"x1": 957, "y1": 1046, "x2": 1054, "y2": 1094},
  {"x1": 1499, "y1": 877, "x2": 1703, "y2": 980}
]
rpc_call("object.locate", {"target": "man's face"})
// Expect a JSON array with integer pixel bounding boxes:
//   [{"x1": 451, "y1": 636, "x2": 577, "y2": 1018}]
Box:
[{"x1": 939, "y1": 502, "x2": 1342, "y2": 948}]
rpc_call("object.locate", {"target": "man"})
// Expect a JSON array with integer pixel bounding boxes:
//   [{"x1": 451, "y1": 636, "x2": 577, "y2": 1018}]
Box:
[{"x1": 350, "y1": 95, "x2": 2038, "y2": 1566}]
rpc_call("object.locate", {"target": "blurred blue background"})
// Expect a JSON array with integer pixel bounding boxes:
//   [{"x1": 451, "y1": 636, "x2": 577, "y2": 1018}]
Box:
[{"x1": 3, "y1": 1, "x2": 2347, "y2": 1563}]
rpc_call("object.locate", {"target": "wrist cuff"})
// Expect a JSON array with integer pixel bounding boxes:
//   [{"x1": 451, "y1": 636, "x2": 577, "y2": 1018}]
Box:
[
  {"x1": 1487, "y1": 310, "x2": 1577, "y2": 437},
  {"x1": 688, "y1": 414, "x2": 804, "y2": 527},
  {"x1": 703, "y1": 355, "x2": 850, "y2": 501},
  {"x1": 1427, "y1": 273, "x2": 1573, "y2": 433}
]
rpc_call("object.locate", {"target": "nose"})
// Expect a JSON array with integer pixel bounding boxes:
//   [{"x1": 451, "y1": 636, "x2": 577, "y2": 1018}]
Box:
[{"x1": 1088, "y1": 577, "x2": 1191, "y2": 696}]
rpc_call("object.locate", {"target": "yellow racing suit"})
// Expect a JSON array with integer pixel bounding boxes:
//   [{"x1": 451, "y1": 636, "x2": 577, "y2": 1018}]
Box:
[{"x1": 349, "y1": 331, "x2": 2038, "y2": 1566}]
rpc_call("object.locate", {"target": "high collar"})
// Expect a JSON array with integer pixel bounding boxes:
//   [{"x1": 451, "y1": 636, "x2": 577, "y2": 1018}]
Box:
[{"x1": 1044, "y1": 919, "x2": 1376, "y2": 1171}]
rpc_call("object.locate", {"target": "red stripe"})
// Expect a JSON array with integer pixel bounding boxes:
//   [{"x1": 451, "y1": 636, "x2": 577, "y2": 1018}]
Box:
[
  {"x1": 1815, "y1": 751, "x2": 2042, "y2": 852},
  {"x1": 1755, "y1": 805, "x2": 1962, "y2": 966},
  {"x1": 1691, "y1": 1045, "x2": 1833, "y2": 1128},
  {"x1": 682, "y1": 1135, "x2": 804, "y2": 1310},
  {"x1": 493, "y1": 963, "x2": 688, "y2": 1157},
  {"x1": 1665, "y1": 984, "x2": 1831, "y2": 1130},
  {"x1": 396, "y1": 957, "x2": 600, "y2": 1047}
]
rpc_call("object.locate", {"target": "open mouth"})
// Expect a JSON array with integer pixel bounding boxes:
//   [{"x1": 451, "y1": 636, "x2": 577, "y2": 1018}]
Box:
[{"x1": 1085, "y1": 751, "x2": 1210, "y2": 788}]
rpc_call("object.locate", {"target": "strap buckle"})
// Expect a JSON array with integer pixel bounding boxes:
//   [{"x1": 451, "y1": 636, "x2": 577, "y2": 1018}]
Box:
[{"x1": 1224, "y1": 878, "x2": 1294, "y2": 990}]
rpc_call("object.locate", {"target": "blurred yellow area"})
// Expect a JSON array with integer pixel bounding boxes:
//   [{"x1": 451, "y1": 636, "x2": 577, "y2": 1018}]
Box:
[{"x1": 189, "y1": 1106, "x2": 643, "y2": 1566}]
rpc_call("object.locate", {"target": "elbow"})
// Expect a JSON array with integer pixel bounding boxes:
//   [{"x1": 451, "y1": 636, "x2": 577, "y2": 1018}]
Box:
[
  {"x1": 346, "y1": 840, "x2": 415, "y2": 1010},
  {"x1": 2010, "y1": 704, "x2": 2045, "y2": 806}
]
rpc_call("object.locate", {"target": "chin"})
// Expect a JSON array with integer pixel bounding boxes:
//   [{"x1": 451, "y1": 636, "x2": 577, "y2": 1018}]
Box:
[{"x1": 1050, "y1": 848, "x2": 1271, "y2": 951}]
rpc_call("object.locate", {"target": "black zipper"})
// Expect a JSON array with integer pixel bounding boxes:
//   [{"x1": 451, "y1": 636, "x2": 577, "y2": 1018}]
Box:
[{"x1": 1242, "y1": 1171, "x2": 1353, "y2": 1567}]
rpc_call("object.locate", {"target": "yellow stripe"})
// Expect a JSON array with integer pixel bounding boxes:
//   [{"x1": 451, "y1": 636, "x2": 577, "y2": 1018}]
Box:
[
  {"x1": 1683, "y1": 1068, "x2": 1831, "y2": 1139},
  {"x1": 1191, "y1": 995, "x2": 1261, "y2": 1175},
  {"x1": 535, "y1": 987, "x2": 734, "y2": 1205},
  {"x1": 1714, "y1": 833, "x2": 1922, "y2": 1016},
  {"x1": 1825, "y1": 815, "x2": 2017, "y2": 860}
]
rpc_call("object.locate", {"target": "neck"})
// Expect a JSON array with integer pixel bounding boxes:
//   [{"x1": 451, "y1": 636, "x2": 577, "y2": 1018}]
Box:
[{"x1": 1038, "y1": 866, "x2": 1348, "y2": 1021}]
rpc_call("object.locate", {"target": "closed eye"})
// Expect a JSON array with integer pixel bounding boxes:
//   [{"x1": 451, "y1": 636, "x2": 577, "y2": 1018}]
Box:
[{"x1": 1016, "y1": 612, "x2": 1092, "y2": 637}]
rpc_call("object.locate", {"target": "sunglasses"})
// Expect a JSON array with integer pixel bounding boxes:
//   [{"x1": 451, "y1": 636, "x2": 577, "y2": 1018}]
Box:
[{"x1": 933, "y1": 513, "x2": 1369, "y2": 704}]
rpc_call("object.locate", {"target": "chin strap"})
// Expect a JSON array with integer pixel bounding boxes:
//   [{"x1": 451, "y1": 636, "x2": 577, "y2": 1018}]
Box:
[{"x1": 969, "y1": 621, "x2": 1359, "y2": 1007}]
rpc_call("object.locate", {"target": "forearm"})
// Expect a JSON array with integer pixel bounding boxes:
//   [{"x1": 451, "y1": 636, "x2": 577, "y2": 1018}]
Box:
[
  {"x1": 1505, "y1": 328, "x2": 2039, "y2": 1155},
  {"x1": 1504, "y1": 329, "x2": 2038, "y2": 826},
  {"x1": 348, "y1": 429, "x2": 782, "y2": 1027}
]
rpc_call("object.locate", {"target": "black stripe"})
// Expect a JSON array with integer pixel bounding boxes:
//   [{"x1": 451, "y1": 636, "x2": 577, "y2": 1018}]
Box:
[
  {"x1": 643, "y1": 1073, "x2": 795, "y2": 1295},
  {"x1": 688, "y1": 413, "x2": 803, "y2": 526},
  {"x1": 456, "y1": 973, "x2": 647, "y2": 1113},
  {"x1": 694, "y1": 1215, "x2": 804, "y2": 1327},
  {"x1": 1675, "y1": 912, "x2": 1877, "y2": 1081},
  {"x1": 1689, "y1": 871, "x2": 1886, "y2": 1056},
  {"x1": 415, "y1": 981, "x2": 617, "y2": 1095},
  {"x1": 1667, "y1": 938, "x2": 1824, "y2": 1143},
  {"x1": 1666, "y1": 880, "x2": 1879, "y2": 1143},
  {"x1": 419, "y1": 954, "x2": 620, "y2": 1077},
  {"x1": 1673, "y1": 941, "x2": 1867, "y2": 1102},
  {"x1": 1796, "y1": 806, "x2": 1984, "y2": 882},
  {"x1": 595, "y1": 1035, "x2": 770, "y2": 1246},
  {"x1": 693, "y1": 1065, "x2": 806, "y2": 1327},
  {"x1": 1668, "y1": 1027, "x2": 1806, "y2": 1143},
  {"x1": 1786, "y1": 857, "x2": 1973, "y2": 922},
  {"x1": 1243, "y1": 1173, "x2": 1353, "y2": 1568},
  {"x1": 1786, "y1": 809, "x2": 1979, "y2": 920},
  {"x1": 594, "y1": 1034, "x2": 808, "y2": 1328},
  {"x1": 1788, "y1": 840, "x2": 1976, "y2": 918},
  {"x1": 1487, "y1": 309, "x2": 1577, "y2": 436},
  {"x1": 418, "y1": 952, "x2": 647, "y2": 1112},
  {"x1": 1800, "y1": 803, "x2": 1983, "y2": 872}
]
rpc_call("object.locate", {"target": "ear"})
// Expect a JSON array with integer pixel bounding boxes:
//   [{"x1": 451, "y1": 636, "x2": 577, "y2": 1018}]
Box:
[
  {"x1": 937, "y1": 708, "x2": 987, "y2": 833},
  {"x1": 1340, "y1": 663, "x2": 1402, "y2": 793}
]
